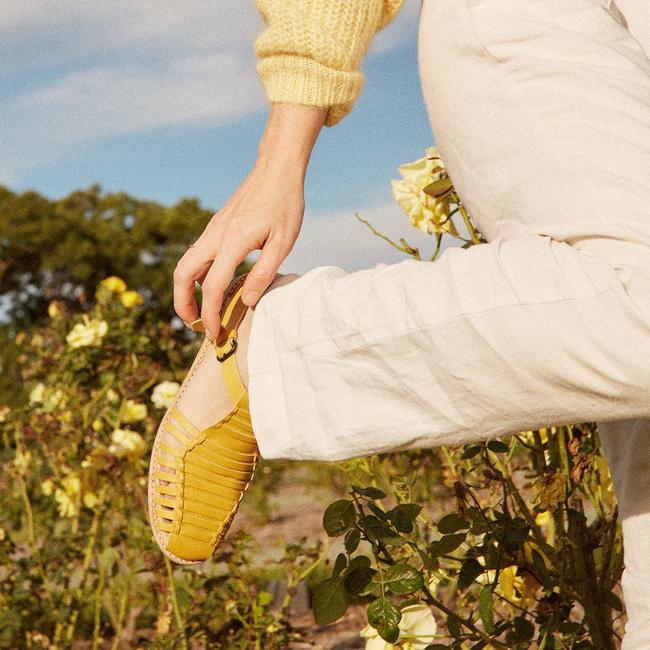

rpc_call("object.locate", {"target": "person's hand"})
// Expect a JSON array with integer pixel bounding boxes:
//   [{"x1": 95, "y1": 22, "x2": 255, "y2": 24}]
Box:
[
  {"x1": 173, "y1": 159, "x2": 305, "y2": 339},
  {"x1": 173, "y1": 103, "x2": 328, "y2": 339}
]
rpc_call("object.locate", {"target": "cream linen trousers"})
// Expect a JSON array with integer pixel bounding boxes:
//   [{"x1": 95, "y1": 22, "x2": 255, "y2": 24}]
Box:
[{"x1": 247, "y1": 0, "x2": 650, "y2": 645}]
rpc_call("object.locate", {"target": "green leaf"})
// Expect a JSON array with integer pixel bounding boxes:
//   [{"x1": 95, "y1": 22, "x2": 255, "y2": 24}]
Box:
[
  {"x1": 312, "y1": 577, "x2": 350, "y2": 625},
  {"x1": 487, "y1": 439, "x2": 509, "y2": 454},
  {"x1": 359, "y1": 515, "x2": 403, "y2": 545},
  {"x1": 428, "y1": 533, "x2": 466, "y2": 558},
  {"x1": 332, "y1": 552, "x2": 347, "y2": 577},
  {"x1": 387, "y1": 503, "x2": 422, "y2": 533},
  {"x1": 344, "y1": 566, "x2": 376, "y2": 595},
  {"x1": 257, "y1": 591, "x2": 273, "y2": 607},
  {"x1": 422, "y1": 177, "x2": 452, "y2": 198},
  {"x1": 348, "y1": 555, "x2": 372, "y2": 571},
  {"x1": 367, "y1": 502, "x2": 389, "y2": 521},
  {"x1": 447, "y1": 615, "x2": 462, "y2": 638},
  {"x1": 351, "y1": 485, "x2": 386, "y2": 500},
  {"x1": 461, "y1": 444, "x2": 482, "y2": 459},
  {"x1": 344, "y1": 528, "x2": 361, "y2": 554},
  {"x1": 384, "y1": 563, "x2": 424, "y2": 594},
  {"x1": 511, "y1": 616, "x2": 535, "y2": 642},
  {"x1": 605, "y1": 590, "x2": 623, "y2": 611},
  {"x1": 323, "y1": 499, "x2": 356, "y2": 536},
  {"x1": 437, "y1": 513, "x2": 469, "y2": 534},
  {"x1": 478, "y1": 584, "x2": 495, "y2": 634},
  {"x1": 457, "y1": 558, "x2": 484, "y2": 590},
  {"x1": 367, "y1": 597, "x2": 401, "y2": 643},
  {"x1": 531, "y1": 550, "x2": 550, "y2": 584}
]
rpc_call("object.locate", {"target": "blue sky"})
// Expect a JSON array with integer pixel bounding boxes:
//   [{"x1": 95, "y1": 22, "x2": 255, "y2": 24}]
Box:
[{"x1": 1, "y1": 0, "x2": 458, "y2": 273}]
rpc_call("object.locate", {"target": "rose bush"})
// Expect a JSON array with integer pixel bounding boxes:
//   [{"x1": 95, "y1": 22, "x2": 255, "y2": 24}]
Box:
[{"x1": 0, "y1": 147, "x2": 626, "y2": 648}]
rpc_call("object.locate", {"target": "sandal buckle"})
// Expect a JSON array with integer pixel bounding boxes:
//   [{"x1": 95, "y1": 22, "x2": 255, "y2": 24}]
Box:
[{"x1": 215, "y1": 333, "x2": 238, "y2": 361}]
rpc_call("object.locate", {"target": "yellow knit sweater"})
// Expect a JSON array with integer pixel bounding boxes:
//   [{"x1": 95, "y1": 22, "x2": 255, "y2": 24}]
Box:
[{"x1": 253, "y1": 0, "x2": 406, "y2": 128}]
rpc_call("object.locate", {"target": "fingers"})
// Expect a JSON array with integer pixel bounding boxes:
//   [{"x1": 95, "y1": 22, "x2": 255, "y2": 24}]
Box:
[
  {"x1": 241, "y1": 236, "x2": 291, "y2": 307},
  {"x1": 173, "y1": 253, "x2": 211, "y2": 326},
  {"x1": 200, "y1": 248, "x2": 247, "y2": 339}
]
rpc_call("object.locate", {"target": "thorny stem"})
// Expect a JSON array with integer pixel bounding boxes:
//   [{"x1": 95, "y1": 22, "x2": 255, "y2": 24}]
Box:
[{"x1": 355, "y1": 212, "x2": 421, "y2": 260}]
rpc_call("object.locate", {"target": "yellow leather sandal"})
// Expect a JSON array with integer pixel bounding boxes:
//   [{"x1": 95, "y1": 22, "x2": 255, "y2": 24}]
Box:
[{"x1": 147, "y1": 272, "x2": 264, "y2": 564}]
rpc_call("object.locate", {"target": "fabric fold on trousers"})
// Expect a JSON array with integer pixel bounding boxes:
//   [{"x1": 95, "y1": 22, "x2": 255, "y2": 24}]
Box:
[{"x1": 247, "y1": 237, "x2": 650, "y2": 461}]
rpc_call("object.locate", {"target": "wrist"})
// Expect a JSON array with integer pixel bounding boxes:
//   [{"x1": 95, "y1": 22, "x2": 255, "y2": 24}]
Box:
[{"x1": 257, "y1": 102, "x2": 328, "y2": 166}]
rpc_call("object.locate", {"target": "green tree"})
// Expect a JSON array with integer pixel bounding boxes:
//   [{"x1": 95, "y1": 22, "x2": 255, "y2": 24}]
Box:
[{"x1": 0, "y1": 184, "x2": 250, "y2": 327}]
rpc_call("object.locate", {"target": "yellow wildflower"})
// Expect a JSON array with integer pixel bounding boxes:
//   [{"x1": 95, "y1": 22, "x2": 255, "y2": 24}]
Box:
[
  {"x1": 106, "y1": 388, "x2": 120, "y2": 403},
  {"x1": 0, "y1": 406, "x2": 8, "y2": 423},
  {"x1": 122, "y1": 399, "x2": 147, "y2": 423},
  {"x1": 0, "y1": 528, "x2": 5, "y2": 541},
  {"x1": 151, "y1": 381, "x2": 180, "y2": 409},
  {"x1": 66, "y1": 316, "x2": 108, "y2": 349},
  {"x1": 92, "y1": 418, "x2": 104, "y2": 432},
  {"x1": 99, "y1": 276, "x2": 127, "y2": 294},
  {"x1": 391, "y1": 146, "x2": 458, "y2": 237},
  {"x1": 109, "y1": 428, "x2": 146, "y2": 460},
  {"x1": 120, "y1": 290, "x2": 144, "y2": 308}
]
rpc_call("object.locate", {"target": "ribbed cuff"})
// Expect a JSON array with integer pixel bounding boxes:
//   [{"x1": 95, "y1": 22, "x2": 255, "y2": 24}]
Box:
[{"x1": 256, "y1": 54, "x2": 363, "y2": 127}]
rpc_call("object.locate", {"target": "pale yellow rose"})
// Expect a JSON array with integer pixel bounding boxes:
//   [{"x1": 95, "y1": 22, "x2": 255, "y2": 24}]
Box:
[
  {"x1": 44, "y1": 389, "x2": 65, "y2": 410},
  {"x1": 47, "y1": 301, "x2": 62, "y2": 319},
  {"x1": 391, "y1": 146, "x2": 458, "y2": 237},
  {"x1": 120, "y1": 290, "x2": 144, "y2": 308},
  {"x1": 99, "y1": 276, "x2": 127, "y2": 294},
  {"x1": 29, "y1": 382, "x2": 46, "y2": 404},
  {"x1": 151, "y1": 381, "x2": 180, "y2": 409},
  {"x1": 477, "y1": 565, "x2": 538, "y2": 610},
  {"x1": 54, "y1": 489, "x2": 78, "y2": 518},
  {"x1": 62, "y1": 473, "x2": 81, "y2": 496},
  {"x1": 66, "y1": 316, "x2": 108, "y2": 348},
  {"x1": 398, "y1": 604, "x2": 438, "y2": 649},
  {"x1": 122, "y1": 399, "x2": 148, "y2": 423},
  {"x1": 13, "y1": 448, "x2": 31, "y2": 473},
  {"x1": 109, "y1": 428, "x2": 146, "y2": 460},
  {"x1": 360, "y1": 604, "x2": 438, "y2": 650},
  {"x1": 359, "y1": 624, "x2": 394, "y2": 650},
  {"x1": 83, "y1": 492, "x2": 100, "y2": 509},
  {"x1": 535, "y1": 510, "x2": 556, "y2": 546},
  {"x1": 41, "y1": 478, "x2": 54, "y2": 496}
]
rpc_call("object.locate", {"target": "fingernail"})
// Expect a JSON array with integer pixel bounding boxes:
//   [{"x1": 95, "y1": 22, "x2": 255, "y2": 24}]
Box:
[{"x1": 243, "y1": 291, "x2": 259, "y2": 306}]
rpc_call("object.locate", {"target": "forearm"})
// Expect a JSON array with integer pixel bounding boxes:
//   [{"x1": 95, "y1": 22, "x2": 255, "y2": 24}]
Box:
[{"x1": 256, "y1": 102, "x2": 328, "y2": 175}]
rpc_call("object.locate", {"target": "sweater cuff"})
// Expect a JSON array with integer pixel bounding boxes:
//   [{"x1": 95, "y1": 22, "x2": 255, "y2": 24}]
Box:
[{"x1": 256, "y1": 54, "x2": 364, "y2": 127}]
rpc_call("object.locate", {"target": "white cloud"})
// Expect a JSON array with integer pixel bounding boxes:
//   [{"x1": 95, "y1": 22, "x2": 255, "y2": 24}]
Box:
[
  {"x1": 369, "y1": 0, "x2": 421, "y2": 55},
  {"x1": 251, "y1": 198, "x2": 458, "y2": 275},
  {"x1": 0, "y1": 0, "x2": 420, "y2": 178}
]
